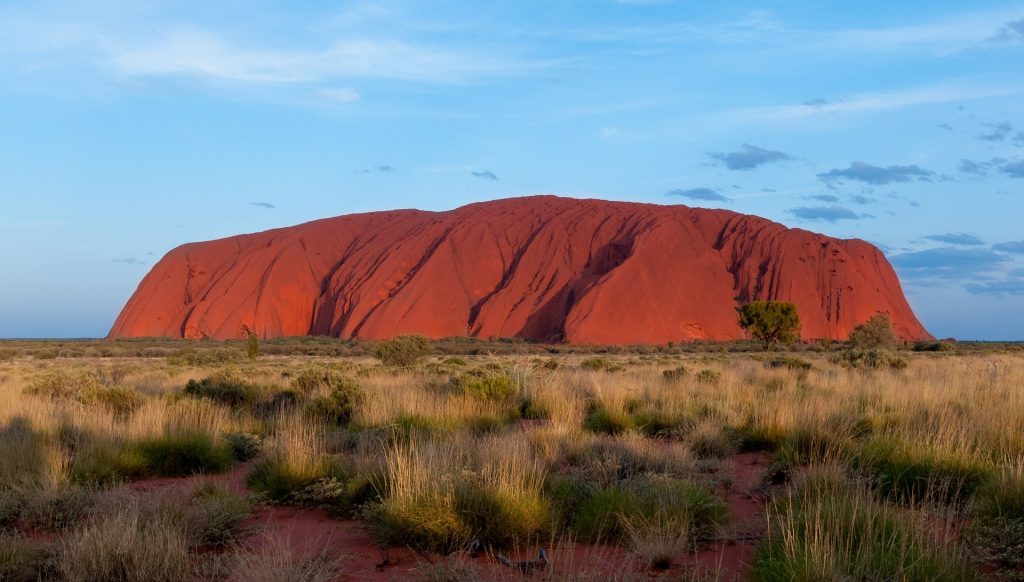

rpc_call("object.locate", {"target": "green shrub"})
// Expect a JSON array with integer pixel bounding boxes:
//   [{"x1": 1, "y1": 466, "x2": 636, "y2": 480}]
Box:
[
  {"x1": 304, "y1": 382, "x2": 364, "y2": 426},
  {"x1": 662, "y1": 366, "x2": 688, "y2": 380},
  {"x1": 291, "y1": 366, "x2": 358, "y2": 394},
  {"x1": 224, "y1": 432, "x2": 264, "y2": 462},
  {"x1": 69, "y1": 443, "x2": 148, "y2": 485},
  {"x1": 580, "y1": 357, "x2": 623, "y2": 372},
  {"x1": 913, "y1": 341, "x2": 955, "y2": 352},
  {"x1": 442, "y1": 357, "x2": 467, "y2": 367},
  {"x1": 583, "y1": 405, "x2": 635, "y2": 435},
  {"x1": 24, "y1": 369, "x2": 102, "y2": 400},
  {"x1": 183, "y1": 371, "x2": 262, "y2": 407},
  {"x1": 365, "y1": 443, "x2": 549, "y2": 552},
  {"x1": 167, "y1": 348, "x2": 240, "y2": 366},
  {"x1": 133, "y1": 432, "x2": 235, "y2": 477},
  {"x1": 373, "y1": 335, "x2": 431, "y2": 366},
  {"x1": 292, "y1": 475, "x2": 377, "y2": 518},
  {"x1": 570, "y1": 475, "x2": 725, "y2": 544},
  {"x1": 247, "y1": 457, "x2": 347, "y2": 502},
  {"x1": 694, "y1": 369, "x2": 721, "y2": 385},
  {"x1": 832, "y1": 349, "x2": 908, "y2": 370},
  {"x1": 766, "y1": 356, "x2": 812, "y2": 371},
  {"x1": 452, "y1": 371, "x2": 518, "y2": 401},
  {"x1": 849, "y1": 313, "x2": 899, "y2": 349},
  {"x1": 79, "y1": 384, "x2": 145, "y2": 416},
  {"x1": 518, "y1": 397, "x2": 551, "y2": 420},
  {"x1": 190, "y1": 483, "x2": 252, "y2": 546}
]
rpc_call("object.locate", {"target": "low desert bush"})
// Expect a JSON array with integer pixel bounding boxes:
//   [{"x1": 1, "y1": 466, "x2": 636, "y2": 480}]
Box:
[
  {"x1": 167, "y1": 348, "x2": 240, "y2": 366},
  {"x1": 373, "y1": 335, "x2": 431, "y2": 367},
  {"x1": 291, "y1": 366, "x2": 358, "y2": 394},
  {"x1": 913, "y1": 340, "x2": 955, "y2": 352},
  {"x1": 766, "y1": 356, "x2": 812, "y2": 371},
  {"x1": 569, "y1": 474, "x2": 725, "y2": 544},
  {"x1": 832, "y1": 348, "x2": 907, "y2": 370},
  {"x1": 69, "y1": 441, "x2": 148, "y2": 484},
  {"x1": 79, "y1": 384, "x2": 145, "y2": 416},
  {"x1": 583, "y1": 404, "x2": 635, "y2": 435},
  {"x1": 24, "y1": 369, "x2": 102, "y2": 400},
  {"x1": 133, "y1": 431, "x2": 235, "y2": 477},
  {"x1": 225, "y1": 431, "x2": 264, "y2": 462},
  {"x1": 303, "y1": 376, "x2": 364, "y2": 426},
  {"x1": 183, "y1": 370, "x2": 263, "y2": 407},
  {"x1": 661, "y1": 365, "x2": 688, "y2": 381},
  {"x1": 291, "y1": 473, "x2": 377, "y2": 518},
  {"x1": 190, "y1": 483, "x2": 252, "y2": 546},
  {"x1": 694, "y1": 369, "x2": 722, "y2": 385},
  {"x1": 451, "y1": 371, "x2": 518, "y2": 401}
]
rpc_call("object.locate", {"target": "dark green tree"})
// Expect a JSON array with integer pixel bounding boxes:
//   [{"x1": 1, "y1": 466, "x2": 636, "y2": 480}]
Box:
[
  {"x1": 246, "y1": 332, "x2": 259, "y2": 360},
  {"x1": 848, "y1": 313, "x2": 899, "y2": 349},
  {"x1": 737, "y1": 301, "x2": 801, "y2": 351}
]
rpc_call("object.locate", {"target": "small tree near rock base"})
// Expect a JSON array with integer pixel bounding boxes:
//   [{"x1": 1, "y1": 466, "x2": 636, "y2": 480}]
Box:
[
  {"x1": 848, "y1": 313, "x2": 899, "y2": 349},
  {"x1": 246, "y1": 332, "x2": 259, "y2": 360},
  {"x1": 373, "y1": 335, "x2": 431, "y2": 367},
  {"x1": 737, "y1": 301, "x2": 801, "y2": 351}
]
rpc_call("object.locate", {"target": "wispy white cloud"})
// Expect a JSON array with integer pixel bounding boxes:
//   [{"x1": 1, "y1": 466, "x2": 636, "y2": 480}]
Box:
[
  {"x1": 722, "y1": 84, "x2": 1020, "y2": 126},
  {"x1": 821, "y1": 11, "x2": 1020, "y2": 55},
  {"x1": 318, "y1": 87, "x2": 360, "y2": 103},
  {"x1": 558, "y1": 7, "x2": 1022, "y2": 55},
  {"x1": 105, "y1": 27, "x2": 537, "y2": 85}
]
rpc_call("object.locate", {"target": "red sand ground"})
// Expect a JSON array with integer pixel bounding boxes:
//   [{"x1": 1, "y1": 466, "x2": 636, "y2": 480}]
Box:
[
  {"x1": 109, "y1": 195, "x2": 929, "y2": 344},
  {"x1": 115, "y1": 452, "x2": 773, "y2": 581}
]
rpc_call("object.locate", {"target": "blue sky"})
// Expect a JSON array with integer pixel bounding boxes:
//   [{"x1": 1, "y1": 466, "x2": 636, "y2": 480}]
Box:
[{"x1": 1, "y1": 1, "x2": 1023, "y2": 340}]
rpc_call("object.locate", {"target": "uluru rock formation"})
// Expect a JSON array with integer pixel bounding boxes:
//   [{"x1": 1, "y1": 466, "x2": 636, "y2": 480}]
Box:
[{"x1": 109, "y1": 196, "x2": 930, "y2": 344}]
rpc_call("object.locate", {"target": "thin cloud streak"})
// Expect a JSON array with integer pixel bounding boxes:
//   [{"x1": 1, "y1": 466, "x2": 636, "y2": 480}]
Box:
[
  {"x1": 107, "y1": 28, "x2": 543, "y2": 84},
  {"x1": 721, "y1": 84, "x2": 1020, "y2": 127}
]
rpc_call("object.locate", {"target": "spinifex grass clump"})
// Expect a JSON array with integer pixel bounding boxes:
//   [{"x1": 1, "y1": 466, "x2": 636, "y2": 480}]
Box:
[
  {"x1": 133, "y1": 430, "x2": 235, "y2": 477},
  {"x1": 450, "y1": 370, "x2": 518, "y2": 401},
  {"x1": 57, "y1": 496, "x2": 194, "y2": 582},
  {"x1": 247, "y1": 418, "x2": 344, "y2": 501},
  {"x1": 303, "y1": 378, "x2": 364, "y2": 426},
  {"x1": 183, "y1": 369, "x2": 264, "y2": 408},
  {"x1": 567, "y1": 475, "x2": 725, "y2": 545},
  {"x1": 854, "y1": 436, "x2": 992, "y2": 505},
  {"x1": 755, "y1": 466, "x2": 977, "y2": 581},
  {"x1": 365, "y1": 438, "x2": 550, "y2": 552}
]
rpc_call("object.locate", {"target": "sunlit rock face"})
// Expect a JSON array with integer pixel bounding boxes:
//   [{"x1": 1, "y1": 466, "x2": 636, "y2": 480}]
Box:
[{"x1": 109, "y1": 195, "x2": 930, "y2": 344}]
